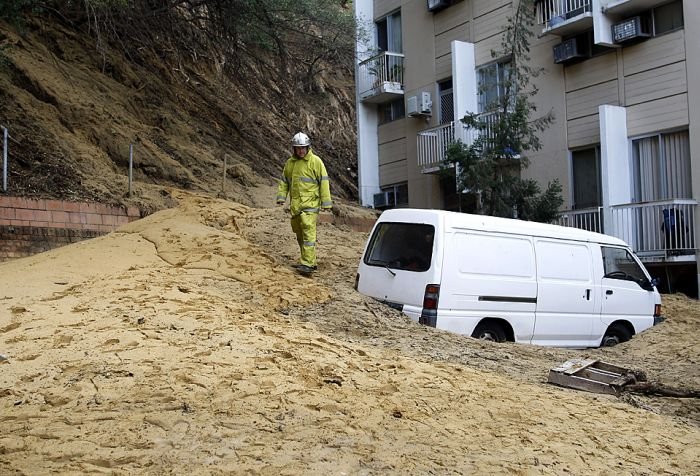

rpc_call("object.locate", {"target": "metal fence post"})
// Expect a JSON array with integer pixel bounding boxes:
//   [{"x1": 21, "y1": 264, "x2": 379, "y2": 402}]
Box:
[
  {"x1": 128, "y1": 143, "x2": 133, "y2": 198},
  {"x1": 2, "y1": 126, "x2": 7, "y2": 192},
  {"x1": 221, "y1": 154, "x2": 227, "y2": 194}
]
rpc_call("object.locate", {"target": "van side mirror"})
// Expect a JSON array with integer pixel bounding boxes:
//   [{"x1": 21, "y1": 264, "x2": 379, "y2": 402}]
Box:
[{"x1": 650, "y1": 277, "x2": 660, "y2": 289}]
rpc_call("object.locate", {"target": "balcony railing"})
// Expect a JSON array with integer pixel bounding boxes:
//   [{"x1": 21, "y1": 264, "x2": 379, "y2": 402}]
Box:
[
  {"x1": 609, "y1": 199, "x2": 696, "y2": 258},
  {"x1": 536, "y1": 0, "x2": 593, "y2": 34},
  {"x1": 358, "y1": 51, "x2": 405, "y2": 103},
  {"x1": 559, "y1": 199, "x2": 697, "y2": 259},
  {"x1": 417, "y1": 122, "x2": 455, "y2": 172},
  {"x1": 416, "y1": 113, "x2": 496, "y2": 173},
  {"x1": 557, "y1": 207, "x2": 602, "y2": 233}
]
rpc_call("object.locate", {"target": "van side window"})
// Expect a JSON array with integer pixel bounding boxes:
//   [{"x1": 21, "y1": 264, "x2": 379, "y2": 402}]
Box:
[
  {"x1": 364, "y1": 223, "x2": 434, "y2": 272},
  {"x1": 601, "y1": 247, "x2": 648, "y2": 285}
]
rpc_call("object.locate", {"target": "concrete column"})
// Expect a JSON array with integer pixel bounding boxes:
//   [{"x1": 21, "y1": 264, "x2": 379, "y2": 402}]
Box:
[
  {"x1": 451, "y1": 41, "x2": 477, "y2": 126},
  {"x1": 599, "y1": 104, "x2": 632, "y2": 242},
  {"x1": 355, "y1": 0, "x2": 380, "y2": 207}
]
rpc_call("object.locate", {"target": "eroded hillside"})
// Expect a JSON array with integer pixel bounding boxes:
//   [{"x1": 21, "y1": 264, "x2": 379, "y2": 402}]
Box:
[{"x1": 0, "y1": 10, "x2": 357, "y2": 213}]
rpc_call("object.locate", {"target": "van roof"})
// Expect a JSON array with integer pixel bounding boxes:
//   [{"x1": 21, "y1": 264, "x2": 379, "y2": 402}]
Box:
[{"x1": 378, "y1": 208, "x2": 628, "y2": 246}]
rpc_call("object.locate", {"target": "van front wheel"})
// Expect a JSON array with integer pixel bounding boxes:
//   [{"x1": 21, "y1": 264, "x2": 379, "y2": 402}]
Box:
[
  {"x1": 601, "y1": 323, "x2": 633, "y2": 347},
  {"x1": 472, "y1": 322, "x2": 506, "y2": 343}
]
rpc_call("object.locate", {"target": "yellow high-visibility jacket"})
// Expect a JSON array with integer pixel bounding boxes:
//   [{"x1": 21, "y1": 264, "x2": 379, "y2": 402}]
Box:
[{"x1": 276, "y1": 148, "x2": 332, "y2": 216}]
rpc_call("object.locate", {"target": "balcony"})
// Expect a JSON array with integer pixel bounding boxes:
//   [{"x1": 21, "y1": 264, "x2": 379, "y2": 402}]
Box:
[
  {"x1": 357, "y1": 52, "x2": 405, "y2": 104},
  {"x1": 557, "y1": 207, "x2": 602, "y2": 233},
  {"x1": 536, "y1": 0, "x2": 593, "y2": 36},
  {"x1": 416, "y1": 112, "x2": 498, "y2": 173},
  {"x1": 609, "y1": 199, "x2": 696, "y2": 261},
  {"x1": 558, "y1": 199, "x2": 697, "y2": 262},
  {"x1": 602, "y1": 0, "x2": 670, "y2": 17}
]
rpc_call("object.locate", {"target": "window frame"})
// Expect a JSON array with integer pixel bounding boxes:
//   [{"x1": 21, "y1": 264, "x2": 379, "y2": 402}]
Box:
[
  {"x1": 652, "y1": 0, "x2": 684, "y2": 36},
  {"x1": 375, "y1": 10, "x2": 402, "y2": 54},
  {"x1": 476, "y1": 59, "x2": 512, "y2": 113},
  {"x1": 378, "y1": 98, "x2": 405, "y2": 125},
  {"x1": 364, "y1": 222, "x2": 435, "y2": 272},
  {"x1": 630, "y1": 128, "x2": 691, "y2": 202},
  {"x1": 570, "y1": 146, "x2": 602, "y2": 210}
]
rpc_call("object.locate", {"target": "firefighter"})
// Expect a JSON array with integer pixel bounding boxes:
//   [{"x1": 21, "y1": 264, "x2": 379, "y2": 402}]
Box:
[{"x1": 276, "y1": 132, "x2": 332, "y2": 275}]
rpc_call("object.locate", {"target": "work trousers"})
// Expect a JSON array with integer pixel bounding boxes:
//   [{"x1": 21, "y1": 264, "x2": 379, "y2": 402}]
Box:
[{"x1": 290, "y1": 212, "x2": 318, "y2": 267}]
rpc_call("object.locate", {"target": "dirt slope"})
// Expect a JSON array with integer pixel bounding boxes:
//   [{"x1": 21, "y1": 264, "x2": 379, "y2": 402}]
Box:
[
  {"x1": 1, "y1": 191, "x2": 699, "y2": 474},
  {"x1": 0, "y1": 17, "x2": 358, "y2": 214}
]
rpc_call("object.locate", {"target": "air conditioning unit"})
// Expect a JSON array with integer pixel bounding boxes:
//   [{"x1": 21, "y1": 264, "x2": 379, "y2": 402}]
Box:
[
  {"x1": 427, "y1": 0, "x2": 454, "y2": 13},
  {"x1": 553, "y1": 38, "x2": 588, "y2": 64},
  {"x1": 373, "y1": 191, "x2": 394, "y2": 209},
  {"x1": 612, "y1": 16, "x2": 651, "y2": 44},
  {"x1": 419, "y1": 92, "x2": 432, "y2": 115},
  {"x1": 407, "y1": 92, "x2": 432, "y2": 117}
]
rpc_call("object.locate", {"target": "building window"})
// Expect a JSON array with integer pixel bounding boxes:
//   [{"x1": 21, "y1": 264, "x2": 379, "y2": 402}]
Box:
[
  {"x1": 477, "y1": 60, "x2": 511, "y2": 113},
  {"x1": 571, "y1": 147, "x2": 601, "y2": 210},
  {"x1": 379, "y1": 182, "x2": 409, "y2": 208},
  {"x1": 653, "y1": 0, "x2": 683, "y2": 35},
  {"x1": 632, "y1": 130, "x2": 691, "y2": 202},
  {"x1": 376, "y1": 11, "x2": 402, "y2": 53},
  {"x1": 438, "y1": 79, "x2": 454, "y2": 124},
  {"x1": 379, "y1": 98, "x2": 405, "y2": 125},
  {"x1": 393, "y1": 183, "x2": 409, "y2": 206}
]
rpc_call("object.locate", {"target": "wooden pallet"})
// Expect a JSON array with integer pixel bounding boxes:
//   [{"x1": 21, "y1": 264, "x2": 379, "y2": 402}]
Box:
[{"x1": 547, "y1": 359, "x2": 640, "y2": 395}]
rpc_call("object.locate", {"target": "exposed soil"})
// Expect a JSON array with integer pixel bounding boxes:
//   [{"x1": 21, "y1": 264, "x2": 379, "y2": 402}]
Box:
[
  {"x1": 1, "y1": 190, "x2": 699, "y2": 474},
  {"x1": 1, "y1": 12, "x2": 700, "y2": 476},
  {"x1": 0, "y1": 17, "x2": 358, "y2": 215}
]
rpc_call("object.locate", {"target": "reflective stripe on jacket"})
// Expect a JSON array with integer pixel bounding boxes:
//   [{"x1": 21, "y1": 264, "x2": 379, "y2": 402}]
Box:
[{"x1": 276, "y1": 148, "x2": 332, "y2": 216}]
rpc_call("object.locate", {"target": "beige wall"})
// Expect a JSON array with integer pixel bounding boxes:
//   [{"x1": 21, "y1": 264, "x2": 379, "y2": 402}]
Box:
[
  {"x1": 622, "y1": 30, "x2": 688, "y2": 136},
  {"x1": 683, "y1": 0, "x2": 700, "y2": 288},
  {"x1": 371, "y1": 0, "x2": 697, "y2": 213},
  {"x1": 378, "y1": 119, "x2": 406, "y2": 186},
  {"x1": 686, "y1": 0, "x2": 700, "y2": 179},
  {"x1": 377, "y1": 0, "x2": 518, "y2": 209},
  {"x1": 525, "y1": 22, "x2": 570, "y2": 207},
  {"x1": 563, "y1": 29, "x2": 690, "y2": 147},
  {"x1": 375, "y1": 0, "x2": 402, "y2": 18}
]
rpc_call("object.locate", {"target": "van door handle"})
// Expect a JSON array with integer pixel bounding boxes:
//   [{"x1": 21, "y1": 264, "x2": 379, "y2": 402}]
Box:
[
  {"x1": 585, "y1": 289, "x2": 591, "y2": 300},
  {"x1": 606, "y1": 290, "x2": 613, "y2": 295}
]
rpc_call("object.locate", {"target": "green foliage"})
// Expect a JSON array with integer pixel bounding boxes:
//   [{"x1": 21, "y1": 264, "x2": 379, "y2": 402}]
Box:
[
  {"x1": 0, "y1": 0, "x2": 41, "y2": 25},
  {"x1": 444, "y1": 0, "x2": 562, "y2": 223},
  {"x1": 512, "y1": 179, "x2": 564, "y2": 223}
]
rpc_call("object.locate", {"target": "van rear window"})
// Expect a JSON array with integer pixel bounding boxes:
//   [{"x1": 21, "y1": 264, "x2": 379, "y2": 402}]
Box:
[{"x1": 364, "y1": 222, "x2": 434, "y2": 272}]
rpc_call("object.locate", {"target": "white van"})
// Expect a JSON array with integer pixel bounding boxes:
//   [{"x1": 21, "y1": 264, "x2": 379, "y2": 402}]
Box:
[{"x1": 355, "y1": 208, "x2": 663, "y2": 348}]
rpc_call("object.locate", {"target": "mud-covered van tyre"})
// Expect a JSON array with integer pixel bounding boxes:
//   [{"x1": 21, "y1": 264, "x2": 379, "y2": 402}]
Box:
[
  {"x1": 601, "y1": 323, "x2": 633, "y2": 347},
  {"x1": 472, "y1": 322, "x2": 506, "y2": 342}
]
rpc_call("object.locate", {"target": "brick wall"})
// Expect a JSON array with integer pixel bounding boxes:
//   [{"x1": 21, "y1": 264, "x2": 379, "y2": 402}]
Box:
[{"x1": 0, "y1": 197, "x2": 140, "y2": 261}]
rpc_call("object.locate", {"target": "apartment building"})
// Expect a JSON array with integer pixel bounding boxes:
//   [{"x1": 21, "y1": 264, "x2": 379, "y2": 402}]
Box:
[{"x1": 354, "y1": 0, "x2": 699, "y2": 296}]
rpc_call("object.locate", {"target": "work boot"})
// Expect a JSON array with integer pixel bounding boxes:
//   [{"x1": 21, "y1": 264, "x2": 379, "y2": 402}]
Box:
[
  {"x1": 294, "y1": 264, "x2": 317, "y2": 270},
  {"x1": 296, "y1": 265, "x2": 315, "y2": 275}
]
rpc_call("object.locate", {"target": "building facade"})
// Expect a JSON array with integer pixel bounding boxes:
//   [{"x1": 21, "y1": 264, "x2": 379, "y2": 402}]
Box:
[{"x1": 354, "y1": 0, "x2": 699, "y2": 296}]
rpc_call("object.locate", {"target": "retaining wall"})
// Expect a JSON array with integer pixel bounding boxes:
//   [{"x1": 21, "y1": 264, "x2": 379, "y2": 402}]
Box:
[
  {"x1": 319, "y1": 212, "x2": 377, "y2": 232},
  {"x1": 0, "y1": 197, "x2": 140, "y2": 261}
]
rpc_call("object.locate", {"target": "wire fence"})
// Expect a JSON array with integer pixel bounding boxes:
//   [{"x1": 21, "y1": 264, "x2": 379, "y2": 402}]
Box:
[
  {"x1": 2, "y1": 125, "x2": 8, "y2": 193},
  {"x1": 0, "y1": 125, "x2": 231, "y2": 197}
]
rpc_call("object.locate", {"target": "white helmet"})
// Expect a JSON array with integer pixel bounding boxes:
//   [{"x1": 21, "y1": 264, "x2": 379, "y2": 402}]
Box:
[{"x1": 292, "y1": 132, "x2": 311, "y2": 147}]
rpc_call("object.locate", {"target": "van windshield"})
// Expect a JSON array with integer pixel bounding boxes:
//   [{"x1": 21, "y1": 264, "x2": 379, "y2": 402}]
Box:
[{"x1": 364, "y1": 222, "x2": 435, "y2": 272}]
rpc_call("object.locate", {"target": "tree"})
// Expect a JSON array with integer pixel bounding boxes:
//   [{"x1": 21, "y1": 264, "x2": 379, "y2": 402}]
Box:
[
  {"x1": 2, "y1": 1, "x2": 356, "y2": 89},
  {"x1": 444, "y1": 0, "x2": 562, "y2": 222}
]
